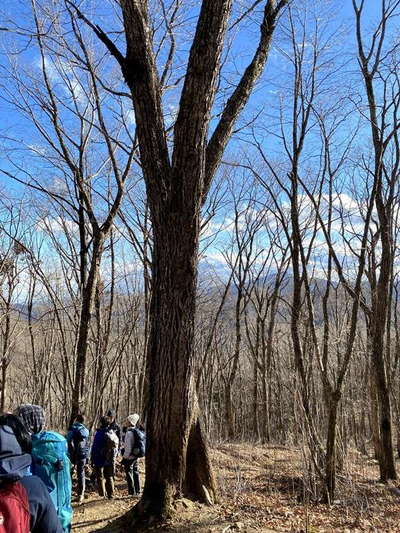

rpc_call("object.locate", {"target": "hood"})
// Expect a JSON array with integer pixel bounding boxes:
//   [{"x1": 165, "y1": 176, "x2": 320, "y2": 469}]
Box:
[
  {"x1": 16, "y1": 404, "x2": 45, "y2": 434},
  {"x1": 0, "y1": 425, "x2": 31, "y2": 480}
]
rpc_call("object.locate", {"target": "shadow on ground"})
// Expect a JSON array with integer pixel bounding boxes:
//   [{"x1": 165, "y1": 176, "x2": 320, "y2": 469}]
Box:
[{"x1": 94, "y1": 513, "x2": 232, "y2": 533}]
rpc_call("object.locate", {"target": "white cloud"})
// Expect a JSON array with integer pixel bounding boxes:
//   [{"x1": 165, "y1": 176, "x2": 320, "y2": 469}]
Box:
[{"x1": 36, "y1": 216, "x2": 77, "y2": 235}]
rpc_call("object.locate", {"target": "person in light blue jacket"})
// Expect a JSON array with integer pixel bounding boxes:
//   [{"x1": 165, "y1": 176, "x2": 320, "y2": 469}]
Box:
[{"x1": 16, "y1": 404, "x2": 73, "y2": 532}]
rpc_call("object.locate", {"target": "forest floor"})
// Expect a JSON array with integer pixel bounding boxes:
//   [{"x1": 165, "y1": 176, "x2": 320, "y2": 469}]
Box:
[{"x1": 71, "y1": 443, "x2": 400, "y2": 532}]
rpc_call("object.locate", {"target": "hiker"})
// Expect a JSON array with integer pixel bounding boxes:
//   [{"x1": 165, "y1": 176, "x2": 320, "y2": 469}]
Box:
[
  {"x1": 16, "y1": 404, "x2": 73, "y2": 532},
  {"x1": 104, "y1": 408, "x2": 121, "y2": 443},
  {"x1": 66, "y1": 414, "x2": 89, "y2": 504},
  {"x1": 0, "y1": 415, "x2": 63, "y2": 533},
  {"x1": 91, "y1": 416, "x2": 119, "y2": 499},
  {"x1": 122, "y1": 413, "x2": 146, "y2": 495}
]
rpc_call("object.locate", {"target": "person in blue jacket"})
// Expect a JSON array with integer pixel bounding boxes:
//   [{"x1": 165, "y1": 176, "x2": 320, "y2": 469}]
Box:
[
  {"x1": 67, "y1": 414, "x2": 89, "y2": 503},
  {"x1": 91, "y1": 416, "x2": 118, "y2": 499},
  {"x1": 0, "y1": 415, "x2": 63, "y2": 533}
]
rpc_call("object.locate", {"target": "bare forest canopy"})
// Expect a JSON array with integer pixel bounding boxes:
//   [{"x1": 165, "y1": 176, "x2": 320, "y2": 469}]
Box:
[{"x1": 1, "y1": 0, "x2": 400, "y2": 523}]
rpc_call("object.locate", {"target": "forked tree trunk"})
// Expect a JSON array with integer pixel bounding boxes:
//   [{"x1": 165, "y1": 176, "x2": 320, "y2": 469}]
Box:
[{"x1": 70, "y1": 0, "x2": 288, "y2": 522}]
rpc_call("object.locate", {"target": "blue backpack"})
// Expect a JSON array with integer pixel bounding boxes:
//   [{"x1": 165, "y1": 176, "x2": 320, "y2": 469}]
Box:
[
  {"x1": 132, "y1": 428, "x2": 146, "y2": 458},
  {"x1": 31, "y1": 431, "x2": 73, "y2": 532}
]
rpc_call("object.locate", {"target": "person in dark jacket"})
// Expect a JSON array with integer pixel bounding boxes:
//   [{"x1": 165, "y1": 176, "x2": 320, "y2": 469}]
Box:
[
  {"x1": 104, "y1": 408, "x2": 121, "y2": 443},
  {"x1": 0, "y1": 413, "x2": 32, "y2": 455},
  {"x1": 91, "y1": 416, "x2": 118, "y2": 499},
  {"x1": 0, "y1": 417, "x2": 63, "y2": 533},
  {"x1": 67, "y1": 414, "x2": 89, "y2": 503}
]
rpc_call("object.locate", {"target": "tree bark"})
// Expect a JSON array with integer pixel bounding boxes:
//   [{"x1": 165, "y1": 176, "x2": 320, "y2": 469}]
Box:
[
  {"x1": 324, "y1": 394, "x2": 339, "y2": 504},
  {"x1": 136, "y1": 216, "x2": 202, "y2": 518},
  {"x1": 70, "y1": 236, "x2": 103, "y2": 425},
  {"x1": 185, "y1": 406, "x2": 218, "y2": 505}
]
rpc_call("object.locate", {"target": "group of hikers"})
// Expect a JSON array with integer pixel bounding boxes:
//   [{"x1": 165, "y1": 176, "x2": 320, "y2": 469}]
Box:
[{"x1": 0, "y1": 404, "x2": 146, "y2": 532}]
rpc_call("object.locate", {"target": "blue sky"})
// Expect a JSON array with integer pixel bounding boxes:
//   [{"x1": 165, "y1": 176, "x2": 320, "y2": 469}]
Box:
[{"x1": 0, "y1": 0, "x2": 398, "y2": 296}]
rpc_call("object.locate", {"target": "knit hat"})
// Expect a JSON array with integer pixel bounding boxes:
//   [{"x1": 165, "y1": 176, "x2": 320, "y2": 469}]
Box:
[
  {"x1": 127, "y1": 414, "x2": 139, "y2": 427},
  {"x1": 16, "y1": 404, "x2": 45, "y2": 434},
  {"x1": 0, "y1": 425, "x2": 31, "y2": 479},
  {"x1": 105, "y1": 408, "x2": 116, "y2": 419}
]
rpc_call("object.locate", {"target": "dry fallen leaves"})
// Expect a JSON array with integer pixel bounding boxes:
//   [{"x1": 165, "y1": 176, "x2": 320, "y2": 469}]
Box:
[{"x1": 72, "y1": 444, "x2": 400, "y2": 532}]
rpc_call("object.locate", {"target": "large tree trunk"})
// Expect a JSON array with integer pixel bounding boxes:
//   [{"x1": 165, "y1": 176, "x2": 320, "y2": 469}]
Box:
[{"x1": 136, "y1": 216, "x2": 216, "y2": 519}]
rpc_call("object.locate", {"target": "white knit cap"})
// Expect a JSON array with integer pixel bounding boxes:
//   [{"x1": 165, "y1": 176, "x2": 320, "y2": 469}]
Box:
[{"x1": 127, "y1": 413, "x2": 139, "y2": 426}]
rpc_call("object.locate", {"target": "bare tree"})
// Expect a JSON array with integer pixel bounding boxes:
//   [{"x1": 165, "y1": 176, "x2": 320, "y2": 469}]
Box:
[
  {"x1": 0, "y1": 199, "x2": 31, "y2": 411},
  {"x1": 67, "y1": 0, "x2": 288, "y2": 520},
  {"x1": 1, "y1": 0, "x2": 136, "y2": 424},
  {"x1": 352, "y1": 0, "x2": 400, "y2": 481}
]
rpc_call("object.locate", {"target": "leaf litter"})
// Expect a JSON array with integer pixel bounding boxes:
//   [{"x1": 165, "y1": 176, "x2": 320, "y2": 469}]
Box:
[{"x1": 72, "y1": 443, "x2": 400, "y2": 532}]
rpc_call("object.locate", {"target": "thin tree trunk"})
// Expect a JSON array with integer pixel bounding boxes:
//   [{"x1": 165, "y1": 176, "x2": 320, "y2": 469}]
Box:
[
  {"x1": 252, "y1": 356, "x2": 260, "y2": 441},
  {"x1": 370, "y1": 370, "x2": 381, "y2": 463},
  {"x1": 325, "y1": 394, "x2": 339, "y2": 504},
  {"x1": 70, "y1": 236, "x2": 103, "y2": 425}
]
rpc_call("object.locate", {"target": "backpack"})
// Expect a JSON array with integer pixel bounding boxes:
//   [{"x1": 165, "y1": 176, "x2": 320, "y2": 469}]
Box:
[
  {"x1": 131, "y1": 428, "x2": 146, "y2": 458},
  {"x1": 31, "y1": 431, "x2": 72, "y2": 532},
  {"x1": 0, "y1": 481, "x2": 30, "y2": 533},
  {"x1": 67, "y1": 424, "x2": 89, "y2": 463}
]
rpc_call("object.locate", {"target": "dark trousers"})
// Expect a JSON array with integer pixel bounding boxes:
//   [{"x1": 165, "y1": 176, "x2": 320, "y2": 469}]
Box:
[
  {"x1": 94, "y1": 465, "x2": 115, "y2": 498},
  {"x1": 75, "y1": 458, "x2": 86, "y2": 496},
  {"x1": 123, "y1": 459, "x2": 140, "y2": 494}
]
